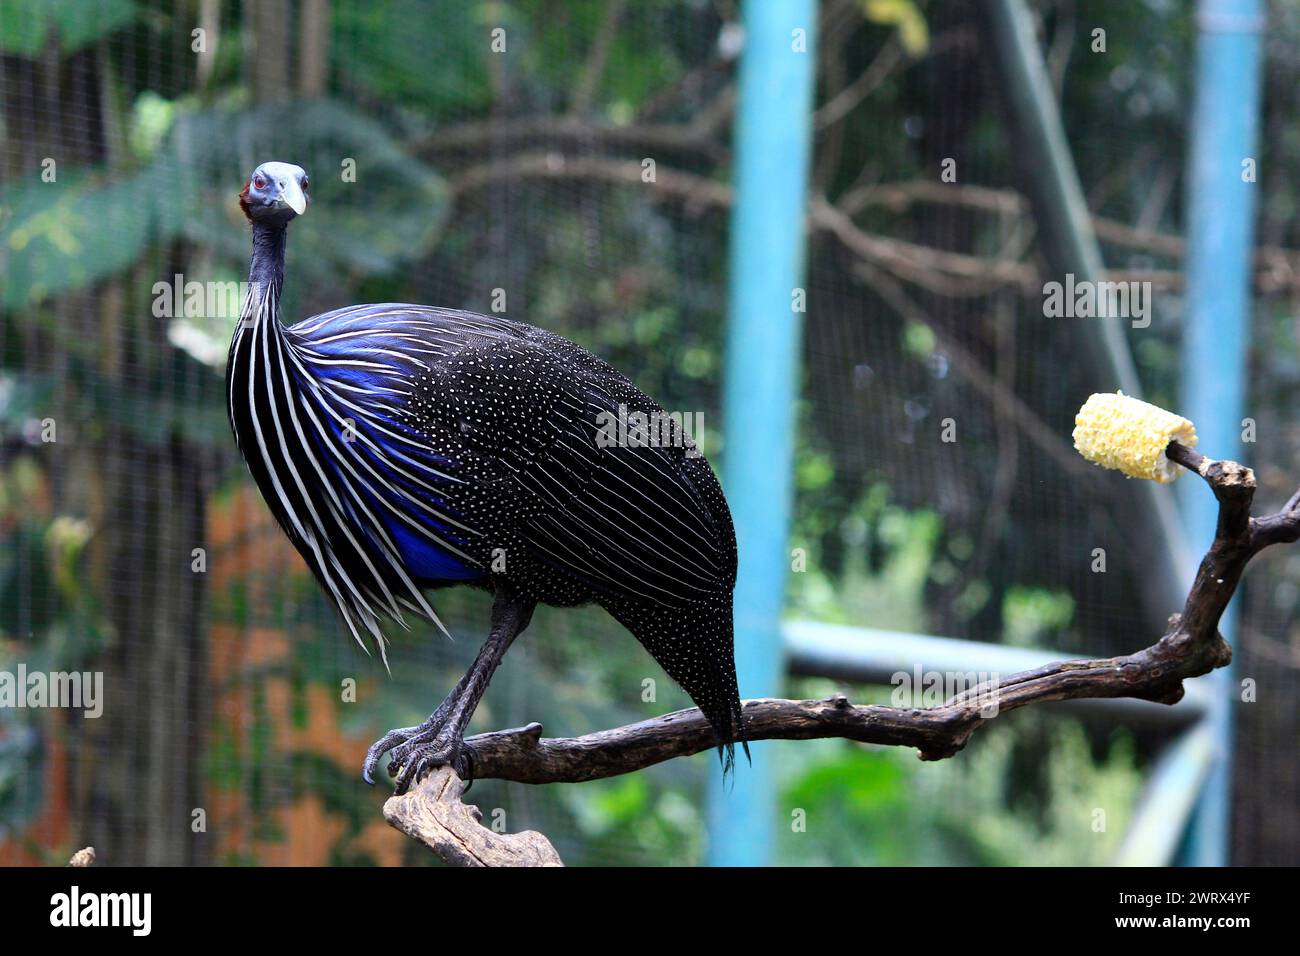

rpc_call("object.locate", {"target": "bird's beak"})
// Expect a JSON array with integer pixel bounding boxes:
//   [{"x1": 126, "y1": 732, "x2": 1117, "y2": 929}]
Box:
[{"x1": 277, "y1": 178, "x2": 308, "y2": 215}]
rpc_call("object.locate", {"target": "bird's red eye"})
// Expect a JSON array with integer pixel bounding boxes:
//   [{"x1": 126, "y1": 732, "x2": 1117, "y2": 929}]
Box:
[{"x1": 253, "y1": 175, "x2": 266, "y2": 189}]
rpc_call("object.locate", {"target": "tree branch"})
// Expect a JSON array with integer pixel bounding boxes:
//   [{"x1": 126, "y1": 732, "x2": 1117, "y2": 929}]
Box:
[
  {"x1": 417, "y1": 118, "x2": 729, "y2": 163},
  {"x1": 392, "y1": 441, "x2": 1287, "y2": 865},
  {"x1": 434, "y1": 442, "x2": 1272, "y2": 791},
  {"x1": 837, "y1": 178, "x2": 1300, "y2": 293},
  {"x1": 383, "y1": 767, "x2": 563, "y2": 866}
]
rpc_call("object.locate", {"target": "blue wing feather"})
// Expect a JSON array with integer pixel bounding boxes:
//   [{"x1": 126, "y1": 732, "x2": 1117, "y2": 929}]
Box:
[{"x1": 288, "y1": 304, "x2": 495, "y2": 586}]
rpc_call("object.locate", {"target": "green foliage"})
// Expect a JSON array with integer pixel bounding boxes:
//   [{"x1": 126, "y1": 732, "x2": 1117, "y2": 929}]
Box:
[
  {"x1": 0, "y1": 0, "x2": 137, "y2": 56},
  {"x1": 2, "y1": 170, "x2": 172, "y2": 310},
  {"x1": 777, "y1": 716, "x2": 1141, "y2": 866},
  {"x1": 524, "y1": 0, "x2": 685, "y2": 115},
  {"x1": 0, "y1": 676, "x2": 44, "y2": 839},
  {"x1": 0, "y1": 453, "x2": 106, "y2": 838},
  {"x1": 562, "y1": 773, "x2": 704, "y2": 865},
  {"x1": 789, "y1": 482, "x2": 942, "y2": 633},
  {"x1": 1003, "y1": 586, "x2": 1076, "y2": 649},
  {"x1": 332, "y1": 0, "x2": 496, "y2": 116}
]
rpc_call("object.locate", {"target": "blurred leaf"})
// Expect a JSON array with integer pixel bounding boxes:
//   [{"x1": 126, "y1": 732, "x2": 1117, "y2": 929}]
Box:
[
  {"x1": 0, "y1": 0, "x2": 137, "y2": 55},
  {"x1": 527, "y1": 0, "x2": 681, "y2": 113},
  {"x1": 0, "y1": 373, "x2": 57, "y2": 433},
  {"x1": 785, "y1": 748, "x2": 907, "y2": 813},
  {"x1": 332, "y1": 0, "x2": 495, "y2": 114},
  {"x1": 1003, "y1": 586, "x2": 1076, "y2": 648},
  {"x1": 2, "y1": 171, "x2": 162, "y2": 309},
  {"x1": 903, "y1": 319, "x2": 936, "y2": 357},
  {"x1": 0, "y1": 524, "x2": 59, "y2": 637},
  {"x1": 0, "y1": 642, "x2": 52, "y2": 837},
  {"x1": 128, "y1": 91, "x2": 178, "y2": 161},
  {"x1": 0, "y1": 703, "x2": 43, "y2": 835},
  {"x1": 861, "y1": 0, "x2": 929, "y2": 56}
]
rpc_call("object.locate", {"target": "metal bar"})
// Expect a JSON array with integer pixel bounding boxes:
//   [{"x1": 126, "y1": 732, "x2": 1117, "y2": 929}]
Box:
[
  {"x1": 785, "y1": 619, "x2": 1210, "y2": 728},
  {"x1": 976, "y1": 0, "x2": 1192, "y2": 629},
  {"x1": 1114, "y1": 721, "x2": 1217, "y2": 866},
  {"x1": 1179, "y1": 0, "x2": 1264, "y2": 867},
  {"x1": 707, "y1": 0, "x2": 818, "y2": 867}
]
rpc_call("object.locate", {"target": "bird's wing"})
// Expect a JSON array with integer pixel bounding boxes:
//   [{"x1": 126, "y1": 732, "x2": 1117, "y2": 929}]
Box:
[
  {"x1": 397, "y1": 319, "x2": 737, "y2": 607},
  {"x1": 287, "y1": 304, "x2": 735, "y2": 610},
  {"x1": 524, "y1": 338, "x2": 736, "y2": 605}
]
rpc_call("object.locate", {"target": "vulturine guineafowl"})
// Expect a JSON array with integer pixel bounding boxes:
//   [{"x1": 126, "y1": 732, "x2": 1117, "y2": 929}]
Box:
[{"x1": 226, "y1": 162, "x2": 747, "y2": 792}]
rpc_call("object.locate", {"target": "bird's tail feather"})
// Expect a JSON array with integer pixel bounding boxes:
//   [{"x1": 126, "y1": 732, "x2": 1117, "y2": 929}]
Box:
[{"x1": 609, "y1": 602, "x2": 746, "y2": 774}]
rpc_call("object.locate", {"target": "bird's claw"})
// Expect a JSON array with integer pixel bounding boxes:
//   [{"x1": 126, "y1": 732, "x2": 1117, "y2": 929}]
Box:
[
  {"x1": 362, "y1": 717, "x2": 474, "y2": 793},
  {"x1": 389, "y1": 735, "x2": 473, "y2": 794},
  {"x1": 362, "y1": 721, "x2": 427, "y2": 785}
]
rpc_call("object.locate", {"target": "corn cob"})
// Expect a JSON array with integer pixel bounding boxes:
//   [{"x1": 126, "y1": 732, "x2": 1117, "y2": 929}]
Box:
[{"x1": 1072, "y1": 391, "x2": 1198, "y2": 484}]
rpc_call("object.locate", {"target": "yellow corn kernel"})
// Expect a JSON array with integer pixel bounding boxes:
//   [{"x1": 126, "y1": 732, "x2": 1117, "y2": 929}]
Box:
[{"x1": 1072, "y1": 391, "x2": 1198, "y2": 484}]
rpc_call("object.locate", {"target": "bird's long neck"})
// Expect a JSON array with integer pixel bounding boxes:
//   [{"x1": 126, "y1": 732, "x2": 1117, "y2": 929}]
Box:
[
  {"x1": 228, "y1": 222, "x2": 292, "y2": 431},
  {"x1": 242, "y1": 222, "x2": 288, "y2": 329}
]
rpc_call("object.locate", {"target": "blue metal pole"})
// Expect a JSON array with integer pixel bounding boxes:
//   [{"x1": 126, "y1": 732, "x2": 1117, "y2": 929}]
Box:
[
  {"x1": 1179, "y1": 0, "x2": 1264, "y2": 867},
  {"x1": 707, "y1": 0, "x2": 817, "y2": 867}
]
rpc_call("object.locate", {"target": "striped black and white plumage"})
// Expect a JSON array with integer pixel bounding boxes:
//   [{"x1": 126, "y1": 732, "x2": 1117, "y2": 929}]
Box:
[{"x1": 226, "y1": 162, "x2": 745, "y2": 790}]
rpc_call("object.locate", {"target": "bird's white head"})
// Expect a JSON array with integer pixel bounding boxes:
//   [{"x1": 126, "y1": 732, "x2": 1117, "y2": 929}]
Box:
[{"x1": 239, "y1": 161, "x2": 310, "y2": 225}]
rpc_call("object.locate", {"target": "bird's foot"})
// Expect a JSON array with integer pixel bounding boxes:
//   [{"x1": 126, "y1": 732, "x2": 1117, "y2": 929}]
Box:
[
  {"x1": 391, "y1": 732, "x2": 475, "y2": 794},
  {"x1": 362, "y1": 719, "x2": 431, "y2": 786},
  {"x1": 362, "y1": 717, "x2": 474, "y2": 794}
]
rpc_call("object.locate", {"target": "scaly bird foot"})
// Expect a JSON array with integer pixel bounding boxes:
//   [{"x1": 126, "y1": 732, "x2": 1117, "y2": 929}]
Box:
[
  {"x1": 389, "y1": 732, "x2": 474, "y2": 794},
  {"x1": 362, "y1": 717, "x2": 437, "y2": 786},
  {"x1": 362, "y1": 714, "x2": 476, "y2": 793}
]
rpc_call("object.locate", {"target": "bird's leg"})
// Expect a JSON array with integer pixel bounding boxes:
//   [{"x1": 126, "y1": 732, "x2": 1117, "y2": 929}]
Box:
[{"x1": 362, "y1": 586, "x2": 534, "y2": 793}]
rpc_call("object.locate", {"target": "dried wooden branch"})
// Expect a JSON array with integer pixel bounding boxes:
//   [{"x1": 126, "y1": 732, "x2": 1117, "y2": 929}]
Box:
[
  {"x1": 443, "y1": 146, "x2": 1300, "y2": 295},
  {"x1": 453, "y1": 443, "x2": 1278, "y2": 786},
  {"x1": 391, "y1": 441, "x2": 1294, "y2": 865},
  {"x1": 383, "y1": 767, "x2": 563, "y2": 867},
  {"x1": 417, "y1": 118, "x2": 730, "y2": 163},
  {"x1": 447, "y1": 154, "x2": 1041, "y2": 296}
]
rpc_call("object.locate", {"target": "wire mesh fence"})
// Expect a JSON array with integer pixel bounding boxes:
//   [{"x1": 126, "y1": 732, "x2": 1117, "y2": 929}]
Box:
[{"x1": 0, "y1": 0, "x2": 1295, "y2": 866}]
